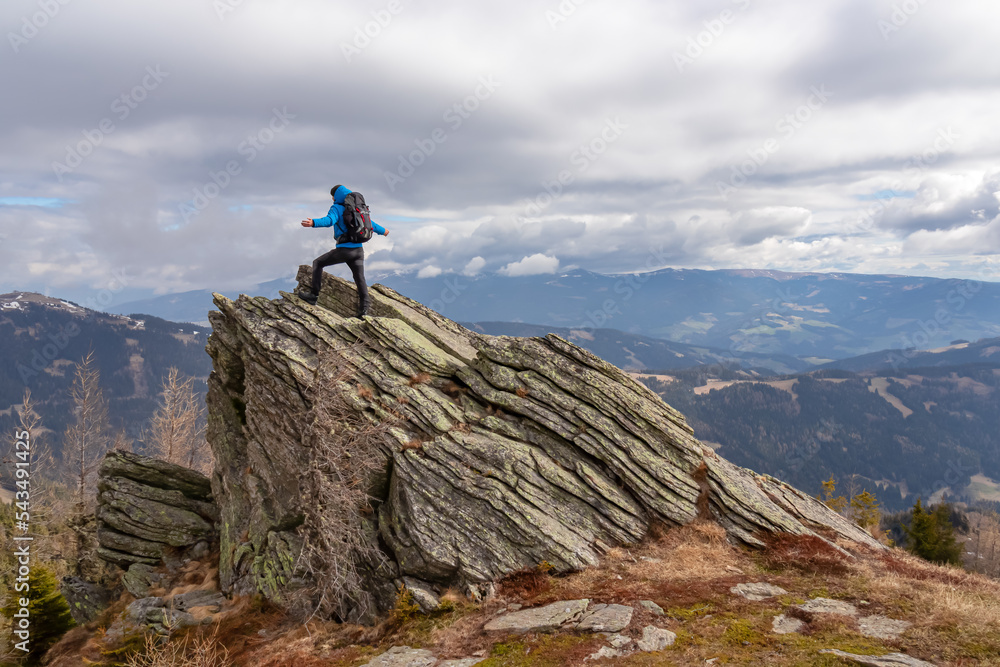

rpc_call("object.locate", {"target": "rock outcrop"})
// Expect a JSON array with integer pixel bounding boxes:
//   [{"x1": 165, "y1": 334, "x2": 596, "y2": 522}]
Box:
[
  {"x1": 205, "y1": 268, "x2": 883, "y2": 621},
  {"x1": 96, "y1": 451, "x2": 218, "y2": 595}
]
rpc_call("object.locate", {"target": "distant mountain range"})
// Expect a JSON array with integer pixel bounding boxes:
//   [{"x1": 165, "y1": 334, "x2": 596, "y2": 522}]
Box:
[
  {"x1": 6, "y1": 287, "x2": 997, "y2": 514},
  {"x1": 646, "y1": 359, "x2": 1000, "y2": 512},
  {"x1": 109, "y1": 267, "x2": 1000, "y2": 363},
  {"x1": 467, "y1": 321, "x2": 809, "y2": 375},
  {"x1": 0, "y1": 292, "x2": 210, "y2": 464}
]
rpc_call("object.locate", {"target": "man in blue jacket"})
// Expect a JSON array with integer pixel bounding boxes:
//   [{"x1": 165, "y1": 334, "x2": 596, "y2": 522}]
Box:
[{"x1": 298, "y1": 185, "x2": 388, "y2": 317}]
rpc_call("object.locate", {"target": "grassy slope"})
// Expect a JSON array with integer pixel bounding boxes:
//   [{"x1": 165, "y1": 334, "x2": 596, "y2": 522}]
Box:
[{"x1": 51, "y1": 522, "x2": 1000, "y2": 667}]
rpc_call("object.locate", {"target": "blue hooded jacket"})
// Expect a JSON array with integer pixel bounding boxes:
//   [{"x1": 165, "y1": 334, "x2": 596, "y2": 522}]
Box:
[{"x1": 311, "y1": 185, "x2": 386, "y2": 248}]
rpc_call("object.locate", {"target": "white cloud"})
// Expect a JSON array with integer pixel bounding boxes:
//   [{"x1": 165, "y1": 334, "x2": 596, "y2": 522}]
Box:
[
  {"x1": 417, "y1": 265, "x2": 443, "y2": 278},
  {"x1": 462, "y1": 256, "x2": 486, "y2": 276},
  {"x1": 499, "y1": 253, "x2": 560, "y2": 277}
]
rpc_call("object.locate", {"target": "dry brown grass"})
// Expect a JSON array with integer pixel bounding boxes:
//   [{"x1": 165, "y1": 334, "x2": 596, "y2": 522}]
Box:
[
  {"x1": 407, "y1": 372, "x2": 432, "y2": 386},
  {"x1": 761, "y1": 532, "x2": 852, "y2": 576}
]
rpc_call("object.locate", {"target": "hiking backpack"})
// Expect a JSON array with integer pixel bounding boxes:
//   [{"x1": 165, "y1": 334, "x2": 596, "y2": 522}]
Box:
[{"x1": 338, "y1": 190, "x2": 374, "y2": 244}]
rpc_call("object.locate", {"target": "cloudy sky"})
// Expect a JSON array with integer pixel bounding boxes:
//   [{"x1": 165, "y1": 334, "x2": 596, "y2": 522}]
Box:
[{"x1": 2, "y1": 0, "x2": 999, "y2": 303}]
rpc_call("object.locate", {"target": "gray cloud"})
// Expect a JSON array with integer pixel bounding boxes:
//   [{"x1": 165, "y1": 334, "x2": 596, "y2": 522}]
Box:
[{"x1": 2, "y1": 0, "x2": 1000, "y2": 301}]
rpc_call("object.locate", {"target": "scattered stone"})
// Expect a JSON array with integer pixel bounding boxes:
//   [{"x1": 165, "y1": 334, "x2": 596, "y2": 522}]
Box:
[
  {"x1": 59, "y1": 577, "x2": 109, "y2": 623},
  {"x1": 402, "y1": 577, "x2": 441, "y2": 613},
  {"x1": 858, "y1": 615, "x2": 912, "y2": 640},
  {"x1": 484, "y1": 599, "x2": 590, "y2": 634},
  {"x1": 772, "y1": 614, "x2": 805, "y2": 635},
  {"x1": 577, "y1": 603, "x2": 634, "y2": 632},
  {"x1": 730, "y1": 582, "x2": 788, "y2": 601},
  {"x1": 362, "y1": 646, "x2": 437, "y2": 667},
  {"x1": 171, "y1": 589, "x2": 225, "y2": 613},
  {"x1": 795, "y1": 597, "x2": 859, "y2": 617},
  {"x1": 608, "y1": 633, "x2": 633, "y2": 649},
  {"x1": 508, "y1": 603, "x2": 523, "y2": 611},
  {"x1": 639, "y1": 556, "x2": 663, "y2": 563},
  {"x1": 438, "y1": 660, "x2": 485, "y2": 667},
  {"x1": 587, "y1": 646, "x2": 627, "y2": 661},
  {"x1": 818, "y1": 649, "x2": 936, "y2": 667},
  {"x1": 635, "y1": 625, "x2": 676, "y2": 652},
  {"x1": 122, "y1": 563, "x2": 163, "y2": 598},
  {"x1": 467, "y1": 583, "x2": 496, "y2": 603},
  {"x1": 639, "y1": 600, "x2": 665, "y2": 616},
  {"x1": 725, "y1": 565, "x2": 745, "y2": 575}
]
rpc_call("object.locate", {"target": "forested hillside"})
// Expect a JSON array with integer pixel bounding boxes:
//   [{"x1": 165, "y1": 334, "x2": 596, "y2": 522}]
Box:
[
  {"x1": 641, "y1": 364, "x2": 1000, "y2": 512},
  {"x1": 0, "y1": 293, "x2": 211, "y2": 461}
]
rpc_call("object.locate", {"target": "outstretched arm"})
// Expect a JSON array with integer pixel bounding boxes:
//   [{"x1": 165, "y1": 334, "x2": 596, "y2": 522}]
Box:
[
  {"x1": 373, "y1": 221, "x2": 388, "y2": 236},
  {"x1": 300, "y1": 219, "x2": 314, "y2": 227}
]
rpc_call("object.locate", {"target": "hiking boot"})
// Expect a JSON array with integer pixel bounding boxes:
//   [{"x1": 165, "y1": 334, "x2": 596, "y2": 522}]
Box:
[{"x1": 297, "y1": 290, "x2": 318, "y2": 305}]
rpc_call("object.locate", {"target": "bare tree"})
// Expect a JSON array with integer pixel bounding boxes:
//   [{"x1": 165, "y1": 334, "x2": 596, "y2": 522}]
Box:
[
  {"x1": 146, "y1": 368, "x2": 211, "y2": 474},
  {"x1": 10, "y1": 390, "x2": 55, "y2": 521},
  {"x1": 62, "y1": 350, "x2": 112, "y2": 575}
]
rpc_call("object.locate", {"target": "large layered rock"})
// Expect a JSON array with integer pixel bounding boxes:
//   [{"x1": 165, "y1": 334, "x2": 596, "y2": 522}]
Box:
[
  {"x1": 96, "y1": 451, "x2": 218, "y2": 581},
  {"x1": 205, "y1": 268, "x2": 883, "y2": 620}
]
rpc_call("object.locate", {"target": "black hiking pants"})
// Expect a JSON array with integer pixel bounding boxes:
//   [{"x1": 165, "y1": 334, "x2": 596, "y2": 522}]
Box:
[{"x1": 311, "y1": 246, "x2": 369, "y2": 314}]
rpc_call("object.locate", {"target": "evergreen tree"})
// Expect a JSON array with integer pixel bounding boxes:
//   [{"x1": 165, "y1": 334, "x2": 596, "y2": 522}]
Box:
[
  {"x1": 931, "y1": 503, "x2": 963, "y2": 565},
  {"x1": 903, "y1": 499, "x2": 963, "y2": 565},
  {"x1": 1, "y1": 565, "x2": 75, "y2": 665}
]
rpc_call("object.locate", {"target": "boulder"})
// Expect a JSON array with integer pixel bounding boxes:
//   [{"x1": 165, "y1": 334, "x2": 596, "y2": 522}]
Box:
[
  {"x1": 483, "y1": 599, "x2": 590, "y2": 634},
  {"x1": 204, "y1": 270, "x2": 885, "y2": 620},
  {"x1": 730, "y1": 582, "x2": 788, "y2": 601},
  {"x1": 635, "y1": 625, "x2": 676, "y2": 652},
  {"x1": 576, "y1": 603, "x2": 634, "y2": 632},
  {"x1": 59, "y1": 577, "x2": 109, "y2": 623},
  {"x1": 96, "y1": 452, "x2": 218, "y2": 570}
]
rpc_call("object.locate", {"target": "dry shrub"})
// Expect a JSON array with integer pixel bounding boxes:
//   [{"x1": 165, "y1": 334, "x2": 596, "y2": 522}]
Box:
[
  {"x1": 496, "y1": 564, "x2": 554, "y2": 602},
  {"x1": 124, "y1": 630, "x2": 230, "y2": 667},
  {"x1": 407, "y1": 372, "x2": 431, "y2": 386},
  {"x1": 761, "y1": 532, "x2": 851, "y2": 576},
  {"x1": 441, "y1": 381, "x2": 467, "y2": 397},
  {"x1": 298, "y1": 345, "x2": 398, "y2": 622}
]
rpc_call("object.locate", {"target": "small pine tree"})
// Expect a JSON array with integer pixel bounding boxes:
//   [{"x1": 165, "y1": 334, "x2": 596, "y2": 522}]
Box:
[
  {"x1": 819, "y1": 475, "x2": 848, "y2": 515},
  {"x1": 850, "y1": 489, "x2": 882, "y2": 534},
  {"x1": 904, "y1": 499, "x2": 939, "y2": 561},
  {"x1": 1, "y1": 565, "x2": 76, "y2": 664}
]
